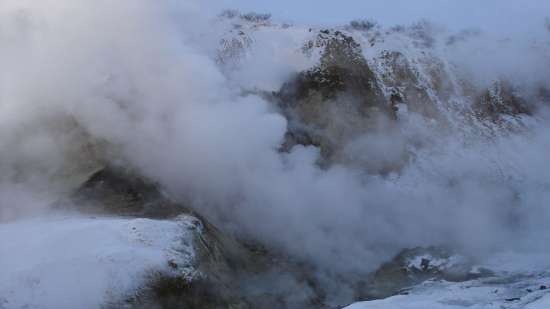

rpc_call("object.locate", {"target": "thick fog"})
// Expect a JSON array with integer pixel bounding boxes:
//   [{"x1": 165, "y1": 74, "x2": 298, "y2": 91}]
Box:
[{"x1": 1, "y1": 0, "x2": 550, "y2": 284}]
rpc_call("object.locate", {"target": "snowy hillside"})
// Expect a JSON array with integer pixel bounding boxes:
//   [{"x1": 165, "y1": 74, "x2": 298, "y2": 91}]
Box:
[
  {"x1": 1, "y1": 1, "x2": 550, "y2": 309},
  {"x1": 346, "y1": 252, "x2": 550, "y2": 309},
  {"x1": 0, "y1": 215, "x2": 199, "y2": 309}
]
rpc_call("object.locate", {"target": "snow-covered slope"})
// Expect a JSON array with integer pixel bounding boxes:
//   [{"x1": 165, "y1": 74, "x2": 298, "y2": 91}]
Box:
[
  {"x1": 345, "y1": 252, "x2": 550, "y2": 309},
  {"x1": 1, "y1": 4, "x2": 550, "y2": 309},
  {"x1": 0, "y1": 215, "x2": 198, "y2": 309}
]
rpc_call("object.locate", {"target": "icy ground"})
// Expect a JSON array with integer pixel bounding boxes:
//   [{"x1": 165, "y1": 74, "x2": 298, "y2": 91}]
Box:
[
  {"x1": 2, "y1": 216, "x2": 550, "y2": 309},
  {"x1": 0, "y1": 215, "x2": 197, "y2": 309},
  {"x1": 346, "y1": 252, "x2": 550, "y2": 309}
]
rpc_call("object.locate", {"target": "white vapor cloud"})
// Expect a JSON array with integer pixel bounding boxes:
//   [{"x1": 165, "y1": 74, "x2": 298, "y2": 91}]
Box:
[{"x1": 1, "y1": 2, "x2": 550, "y2": 308}]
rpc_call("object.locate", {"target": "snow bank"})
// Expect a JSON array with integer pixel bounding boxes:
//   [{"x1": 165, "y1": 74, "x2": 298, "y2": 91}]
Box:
[
  {"x1": 345, "y1": 252, "x2": 550, "y2": 309},
  {"x1": 0, "y1": 215, "x2": 197, "y2": 309},
  {"x1": 526, "y1": 293, "x2": 550, "y2": 309}
]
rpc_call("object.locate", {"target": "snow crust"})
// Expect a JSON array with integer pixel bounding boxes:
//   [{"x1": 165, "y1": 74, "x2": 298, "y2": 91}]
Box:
[
  {"x1": 0, "y1": 215, "x2": 197, "y2": 309},
  {"x1": 345, "y1": 252, "x2": 550, "y2": 309}
]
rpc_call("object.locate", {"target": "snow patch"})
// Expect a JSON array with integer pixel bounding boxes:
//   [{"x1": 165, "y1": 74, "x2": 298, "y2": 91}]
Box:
[
  {"x1": 0, "y1": 215, "x2": 197, "y2": 309},
  {"x1": 345, "y1": 252, "x2": 550, "y2": 309}
]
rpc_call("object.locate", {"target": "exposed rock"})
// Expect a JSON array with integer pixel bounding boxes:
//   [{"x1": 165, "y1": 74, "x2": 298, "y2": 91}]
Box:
[
  {"x1": 67, "y1": 168, "x2": 354, "y2": 309},
  {"x1": 360, "y1": 247, "x2": 492, "y2": 300},
  {"x1": 60, "y1": 166, "x2": 189, "y2": 219},
  {"x1": 131, "y1": 217, "x2": 334, "y2": 309},
  {"x1": 474, "y1": 80, "x2": 532, "y2": 122},
  {"x1": 57, "y1": 169, "x2": 499, "y2": 308},
  {"x1": 275, "y1": 30, "x2": 393, "y2": 164},
  {"x1": 217, "y1": 29, "x2": 254, "y2": 71},
  {"x1": 408, "y1": 20, "x2": 437, "y2": 49},
  {"x1": 219, "y1": 9, "x2": 272, "y2": 26},
  {"x1": 348, "y1": 20, "x2": 378, "y2": 32},
  {"x1": 377, "y1": 50, "x2": 441, "y2": 120}
]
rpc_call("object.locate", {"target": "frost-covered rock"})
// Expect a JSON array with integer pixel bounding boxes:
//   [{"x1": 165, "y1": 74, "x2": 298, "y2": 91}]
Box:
[
  {"x1": 53, "y1": 167, "x2": 358, "y2": 309},
  {"x1": 58, "y1": 166, "x2": 190, "y2": 219},
  {"x1": 474, "y1": 80, "x2": 531, "y2": 122},
  {"x1": 216, "y1": 17, "x2": 549, "y2": 159},
  {"x1": 276, "y1": 29, "x2": 392, "y2": 165},
  {"x1": 359, "y1": 247, "x2": 491, "y2": 300},
  {"x1": 345, "y1": 252, "x2": 550, "y2": 309}
]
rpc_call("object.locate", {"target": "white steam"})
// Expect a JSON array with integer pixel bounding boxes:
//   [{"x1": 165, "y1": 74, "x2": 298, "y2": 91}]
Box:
[{"x1": 1, "y1": 0, "x2": 550, "y2": 281}]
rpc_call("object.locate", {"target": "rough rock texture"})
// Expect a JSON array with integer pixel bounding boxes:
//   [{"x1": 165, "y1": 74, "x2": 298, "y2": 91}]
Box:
[
  {"x1": 359, "y1": 247, "x2": 492, "y2": 300},
  {"x1": 218, "y1": 24, "x2": 542, "y2": 170},
  {"x1": 474, "y1": 80, "x2": 532, "y2": 122},
  {"x1": 346, "y1": 251, "x2": 550, "y2": 309},
  {"x1": 67, "y1": 167, "x2": 356, "y2": 309},
  {"x1": 276, "y1": 30, "x2": 393, "y2": 164},
  {"x1": 49, "y1": 24, "x2": 541, "y2": 308},
  {"x1": 376, "y1": 50, "x2": 441, "y2": 120},
  {"x1": 128, "y1": 219, "x2": 334, "y2": 309},
  {"x1": 58, "y1": 167, "x2": 496, "y2": 309},
  {"x1": 62, "y1": 166, "x2": 189, "y2": 219}
]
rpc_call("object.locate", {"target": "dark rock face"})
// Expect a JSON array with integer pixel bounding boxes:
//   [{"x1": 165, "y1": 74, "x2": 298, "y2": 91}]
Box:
[
  {"x1": 276, "y1": 30, "x2": 392, "y2": 164},
  {"x1": 378, "y1": 50, "x2": 441, "y2": 120},
  {"x1": 134, "y1": 220, "x2": 332, "y2": 309},
  {"x1": 65, "y1": 166, "x2": 189, "y2": 219},
  {"x1": 64, "y1": 169, "x2": 493, "y2": 309},
  {"x1": 474, "y1": 80, "x2": 532, "y2": 122}
]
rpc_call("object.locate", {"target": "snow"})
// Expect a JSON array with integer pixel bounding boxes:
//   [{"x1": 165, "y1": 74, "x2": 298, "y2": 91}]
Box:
[
  {"x1": 345, "y1": 252, "x2": 550, "y2": 309},
  {"x1": 526, "y1": 293, "x2": 550, "y2": 309},
  {"x1": 407, "y1": 254, "x2": 447, "y2": 270},
  {"x1": 345, "y1": 278, "x2": 550, "y2": 309},
  {"x1": 0, "y1": 215, "x2": 198, "y2": 309}
]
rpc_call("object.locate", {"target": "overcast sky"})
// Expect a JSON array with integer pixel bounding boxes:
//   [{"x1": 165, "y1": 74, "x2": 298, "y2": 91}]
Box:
[{"x1": 220, "y1": 0, "x2": 549, "y2": 35}]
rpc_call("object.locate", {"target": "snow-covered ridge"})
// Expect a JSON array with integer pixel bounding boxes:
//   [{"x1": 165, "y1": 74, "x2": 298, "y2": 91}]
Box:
[
  {"x1": 0, "y1": 215, "x2": 198, "y2": 309},
  {"x1": 216, "y1": 14, "x2": 549, "y2": 127}
]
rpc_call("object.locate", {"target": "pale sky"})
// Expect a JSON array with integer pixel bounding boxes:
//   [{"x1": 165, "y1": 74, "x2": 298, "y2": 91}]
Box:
[{"x1": 220, "y1": 0, "x2": 549, "y2": 35}]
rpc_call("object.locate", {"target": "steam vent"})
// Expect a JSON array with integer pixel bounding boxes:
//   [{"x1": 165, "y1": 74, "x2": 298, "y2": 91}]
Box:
[{"x1": 2, "y1": 2, "x2": 550, "y2": 309}]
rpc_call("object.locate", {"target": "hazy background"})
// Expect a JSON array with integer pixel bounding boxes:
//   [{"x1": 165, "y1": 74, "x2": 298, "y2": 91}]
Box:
[
  {"x1": 1, "y1": 1, "x2": 550, "y2": 307},
  {"x1": 223, "y1": 0, "x2": 549, "y2": 35}
]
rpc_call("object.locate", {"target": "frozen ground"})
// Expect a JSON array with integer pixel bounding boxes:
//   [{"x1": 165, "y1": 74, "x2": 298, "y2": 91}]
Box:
[
  {"x1": 0, "y1": 215, "x2": 197, "y2": 309},
  {"x1": 345, "y1": 252, "x2": 550, "y2": 309}
]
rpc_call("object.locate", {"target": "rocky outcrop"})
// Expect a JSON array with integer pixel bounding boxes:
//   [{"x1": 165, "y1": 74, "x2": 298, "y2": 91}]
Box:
[
  {"x1": 216, "y1": 10, "x2": 272, "y2": 71},
  {"x1": 474, "y1": 80, "x2": 532, "y2": 122},
  {"x1": 61, "y1": 166, "x2": 189, "y2": 219},
  {"x1": 359, "y1": 247, "x2": 492, "y2": 300},
  {"x1": 128, "y1": 220, "x2": 333, "y2": 309},
  {"x1": 276, "y1": 30, "x2": 393, "y2": 164},
  {"x1": 50, "y1": 23, "x2": 544, "y2": 308},
  {"x1": 376, "y1": 50, "x2": 441, "y2": 120},
  {"x1": 65, "y1": 167, "x2": 356, "y2": 309}
]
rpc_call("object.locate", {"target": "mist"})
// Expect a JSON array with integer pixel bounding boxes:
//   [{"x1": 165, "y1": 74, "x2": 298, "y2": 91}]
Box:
[{"x1": 2, "y1": 1, "x2": 550, "y2": 305}]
